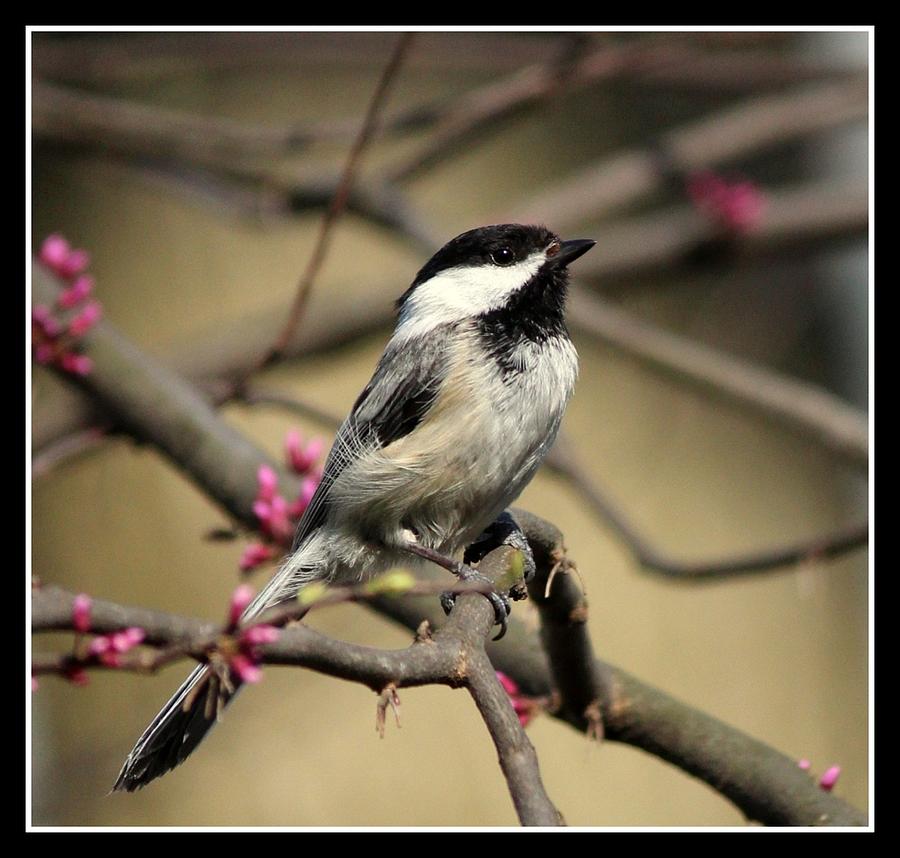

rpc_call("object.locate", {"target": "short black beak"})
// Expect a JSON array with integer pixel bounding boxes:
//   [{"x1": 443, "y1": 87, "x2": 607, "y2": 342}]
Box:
[{"x1": 549, "y1": 238, "x2": 595, "y2": 268}]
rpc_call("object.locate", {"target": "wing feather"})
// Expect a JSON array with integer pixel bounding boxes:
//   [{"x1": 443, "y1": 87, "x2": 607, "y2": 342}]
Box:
[{"x1": 290, "y1": 329, "x2": 450, "y2": 549}]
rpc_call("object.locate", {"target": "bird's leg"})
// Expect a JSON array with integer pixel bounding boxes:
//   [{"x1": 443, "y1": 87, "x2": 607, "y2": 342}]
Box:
[{"x1": 400, "y1": 532, "x2": 511, "y2": 641}]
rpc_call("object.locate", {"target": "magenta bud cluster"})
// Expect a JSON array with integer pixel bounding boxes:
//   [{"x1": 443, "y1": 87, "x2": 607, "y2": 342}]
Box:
[
  {"x1": 686, "y1": 170, "x2": 766, "y2": 234},
  {"x1": 33, "y1": 234, "x2": 103, "y2": 376},
  {"x1": 240, "y1": 431, "x2": 325, "y2": 572},
  {"x1": 225, "y1": 586, "x2": 281, "y2": 684},
  {"x1": 496, "y1": 670, "x2": 541, "y2": 727}
]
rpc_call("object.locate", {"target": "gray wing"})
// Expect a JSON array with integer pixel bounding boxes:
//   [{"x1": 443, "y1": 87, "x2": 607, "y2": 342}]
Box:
[{"x1": 290, "y1": 328, "x2": 451, "y2": 549}]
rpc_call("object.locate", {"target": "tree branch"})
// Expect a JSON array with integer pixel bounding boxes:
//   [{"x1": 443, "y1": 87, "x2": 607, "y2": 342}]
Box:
[
  {"x1": 374, "y1": 510, "x2": 868, "y2": 827},
  {"x1": 507, "y1": 76, "x2": 867, "y2": 230},
  {"x1": 567, "y1": 290, "x2": 868, "y2": 469},
  {"x1": 32, "y1": 542, "x2": 563, "y2": 827},
  {"x1": 256, "y1": 33, "x2": 414, "y2": 372}
]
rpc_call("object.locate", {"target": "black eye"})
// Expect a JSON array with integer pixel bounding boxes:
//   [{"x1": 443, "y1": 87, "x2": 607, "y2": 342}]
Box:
[{"x1": 490, "y1": 246, "x2": 515, "y2": 266}]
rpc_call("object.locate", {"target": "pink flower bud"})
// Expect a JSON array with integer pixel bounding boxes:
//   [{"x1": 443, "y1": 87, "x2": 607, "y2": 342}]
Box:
[
  {"x1": 32, "y1": 305, "x2": 52, "y2": 324},
  {"x1": 819, "y1": 765, "x2": 841, "y2": 792},
  {"x1": 239, "y1": 542, "x2": 275, "y2": 572},
  {"x1": 31, "y1": 677, "x2": 39, "y2": 692},
  {"x1": 33, "y1": 305, "x2": 63, "y2": 338},
  {"x1": 68, "y1": 301, "x2": 103, "y2": 337},
  {"x1": 686, "y1": 170, "x2": 765, "y2": 234},
  {"x1": 496, "y1": 671, "x2": 520, "y2": 696},
  {"x1": 39, "y1": 234, "x2": 71, "y2": 272},
  {"x1": 241, "y1": 624, "x2": 281, "y2": 646},
  {"x1": 110, "y1": 627, "x2": 145, "y2": 652},
  {"x1": 287, "y1": 477, "x2": 319, "y2": 519},
  {"x1": 495, "y1": 670, "x2": 537, "y2": 726},
  {"x1": 58, "y1": 352, "x2": 93, "y2": 376},
  {"x1": 57, "y1": 275, "x2": 95, "y2": 309},
  {"x1": 89, "y1": 636, "x2": 111, "y2": 656},
  {"x1": 229, "y1": 584, "x2": 255, "y2": 626},
  {"x1": 230, "y1": 653, "x2": 262, "y2": 684},
  {"x1": 58, "y1": 248, "x2": 91, "y2": 279},
  {"x1": 66, "y1": 666, "x2": 90, "y2": 686},
  {"x1": 72, "y1": 593, "x2": 92, "y2": 633},
  {"x1": 285, "y1": 430, "x2": 325, "y2": 475},
  {"x1": 256, "y1": 464, "x2": 279, "y2": 502},
  {"x1": 34, "y1": 343, "x2": 56, "y2": 365},
  {"x1": 798, "y1": 758, "x2": 811, "y2": 771}
]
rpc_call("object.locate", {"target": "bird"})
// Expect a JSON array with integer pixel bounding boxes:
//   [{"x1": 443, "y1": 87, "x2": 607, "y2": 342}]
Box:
[{"x1": 113, "y1": 223, "x2": 594, "y2": 791}]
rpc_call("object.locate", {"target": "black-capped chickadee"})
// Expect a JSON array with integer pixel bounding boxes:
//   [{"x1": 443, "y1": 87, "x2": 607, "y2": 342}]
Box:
[{"x1": 113, "y1": 223, "x2": 595, "y2": 792}]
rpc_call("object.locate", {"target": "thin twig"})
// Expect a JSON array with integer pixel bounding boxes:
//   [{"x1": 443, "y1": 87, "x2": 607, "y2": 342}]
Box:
[
  {"x1": 254, "y1": 32, "x2": 414, "y2": 375},
  {"x1": 545, "y1": 434, "x2": 868, "y2": 580},
  {"x1": 31, "y1": 425, "x2": 110, "y2": 480}
]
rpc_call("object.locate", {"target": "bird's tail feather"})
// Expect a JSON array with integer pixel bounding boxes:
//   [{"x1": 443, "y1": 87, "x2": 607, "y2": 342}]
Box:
[
  {"x1": 113, "y1": 541, "x2": 326, "y2": 792},
  {"x1": 112, "y1": 663, "x2": 240, "y2": 792}
]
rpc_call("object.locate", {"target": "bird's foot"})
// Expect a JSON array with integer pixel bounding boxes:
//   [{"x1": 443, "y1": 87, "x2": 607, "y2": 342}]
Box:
[
  {"x1": 439, "y1": 565, "x2": 512, "y2": 641},
  {"x1": 401, "y1": 534, "x2": 511, "y2": 640}
]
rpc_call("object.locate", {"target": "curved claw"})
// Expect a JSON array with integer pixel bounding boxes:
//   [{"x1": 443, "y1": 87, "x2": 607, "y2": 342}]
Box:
[
  {"x1": 489, "y1": 590, "x2": 510, "y2": 641},
  {"x1": 441, "y1": 567, "x2": 511, "y2": 639}
]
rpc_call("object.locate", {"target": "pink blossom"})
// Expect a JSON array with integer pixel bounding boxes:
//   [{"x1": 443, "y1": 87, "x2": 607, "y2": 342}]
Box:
[
  {"x1": 495, "y1": 671, "x2": 539, "y2": 727},
  {"x1": 66, "y1": 666, "x2": 90, "y2": 686},
  {"x1": 686, "y1": 170, "x2": 765, "y2": 234},
  {"x1": 68, "y1": 301, "x2": 102, "y2": 337},
  {"x1": 58, "y1": 352, "x2": 93, "y2": 376},
  {"x1": 241, "y1": 624, "x2": 281, "y2": 647},
  {"x1": 33, "y1": 306, "x2": 63, "y2": 338},
  {"x1": 797, "y1": 758, "x2": 811, "y2": 771},
  {"x1": 256, "y1": 464, "x2": 279, "y2": 502},
  {"x1": 230, "y1": 653, "x2": 262, "y2": 684},
  {"x1": 229, "y1": 584, "x2": 255, "y2": 626},
  {"x1": 239, "y1": 542, "x2": 275, "y2": 572},
  {"x1": 58, "y1": 248, "x2": 91, "y2": 279},
  {"x1": 57, "y1": 275, "x2": 95, "y2": 309},
  {"x1": 110, "y1": 627, "x2": 145, "y2": 651},
  {"x1": 39, "y1": 234, "x2": 71, "y2": 272},
  {"x1": 496, "y1": 671, "x2": 520, "y2": 696},
  {"x1": 89, "y1": 627, "x2": 145, "y2": 666},
  {"x1": 254, "y1": 494, "x2": 293, "y2": 543},
  {"x1": 32, "y1": 305, "x2": 52, "y2": 324},
  {"x1": 72, "y1": 593, "x2": 92, "y2": 633},
  {"x1": 287, "y1": 476, "x2": 318, "y2": 519},
  {"x1": 32, "y1": 677, "x2": 39, "y2": 692},
  {"x1": 819, "y1": 765, "x2": 841, "y2": 792},
  {"x1": 34, "y1": 343, "x2": 55, "y2": 365},
  {"x1": 285, "y1": 430, "x2": 325, "y2": 475}
]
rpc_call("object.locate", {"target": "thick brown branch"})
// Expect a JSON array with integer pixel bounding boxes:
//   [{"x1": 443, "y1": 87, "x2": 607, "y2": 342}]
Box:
[
  {"x1": 373, "y1": 510, "x2": 868, "y2": 827},
  {"x1": 33, "y1": 263, "x2": 295, "y2": 527},
  {"x1": 33, "y1": 543, "x2": 563, "y2": 827}
]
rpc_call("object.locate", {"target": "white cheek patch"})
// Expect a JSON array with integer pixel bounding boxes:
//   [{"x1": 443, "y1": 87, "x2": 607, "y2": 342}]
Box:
[{"x1": 395, "y1": 252, "x2": 545, "y2": 342}]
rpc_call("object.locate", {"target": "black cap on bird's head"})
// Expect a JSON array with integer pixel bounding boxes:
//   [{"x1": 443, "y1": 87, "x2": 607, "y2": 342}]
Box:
[{"x1": 396, "y1": 224, "x2": 595, "y2": 320}]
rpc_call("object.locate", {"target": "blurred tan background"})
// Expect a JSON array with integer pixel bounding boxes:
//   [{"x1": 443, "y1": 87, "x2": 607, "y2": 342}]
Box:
[{"x1": 30, "y1": 29, "x2": 869, "y2": 827}]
